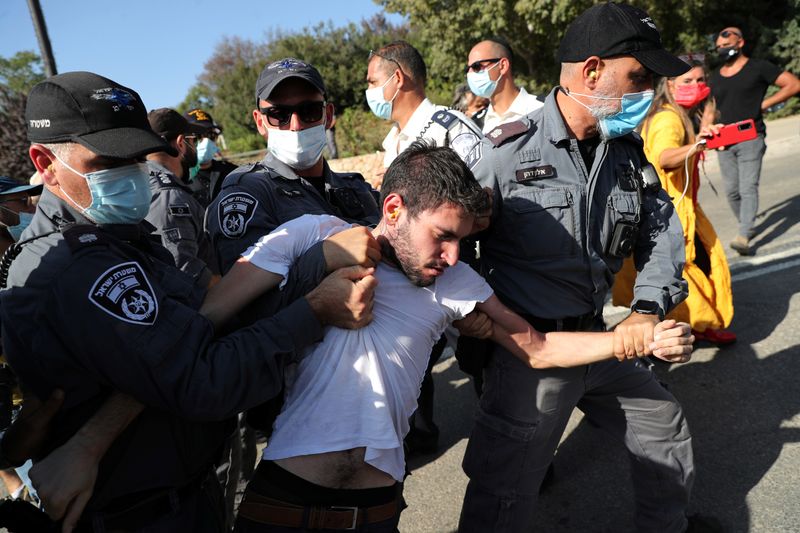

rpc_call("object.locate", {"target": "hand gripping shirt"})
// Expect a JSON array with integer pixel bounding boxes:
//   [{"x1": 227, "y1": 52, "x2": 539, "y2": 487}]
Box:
[{"x1": 243, "y1": 215, "x2": 494, "y2": 481}]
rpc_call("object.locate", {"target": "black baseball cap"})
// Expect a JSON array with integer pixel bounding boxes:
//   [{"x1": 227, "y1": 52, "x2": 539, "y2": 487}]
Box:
[
  {"x1": 26, "y1": 71, "x2": 175, "y2": 159},
  {"x1": 148, "y1": 108, "x2": 206, "y2": 141},
  {"x1": 184, "y1": 108, "x2": 221, "y2": 134},
  {"x1": 255, "y1": 58, "x2": 326, "y2": 104},
  {"x1": 557, "y1": 2, "x2": 689, "y2": 77}
]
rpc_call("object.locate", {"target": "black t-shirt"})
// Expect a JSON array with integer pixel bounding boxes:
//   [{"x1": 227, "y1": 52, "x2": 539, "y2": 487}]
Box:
[
  {"x1": 577, "y1": 135, "x2": 601, "y2": 172},
  {"x1": 710, "y1": 58, "x2": 782, "y2": 134}
]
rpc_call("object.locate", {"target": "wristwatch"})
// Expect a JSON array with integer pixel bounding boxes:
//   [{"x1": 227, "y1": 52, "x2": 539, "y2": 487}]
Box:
[{"x1": 631, "y1": 300, "x2": 663, "y2": 320}]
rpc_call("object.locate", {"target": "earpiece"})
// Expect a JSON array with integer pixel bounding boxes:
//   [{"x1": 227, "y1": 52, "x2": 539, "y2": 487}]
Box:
[
  {"x1": 589, "y1": 70, "x2": 597, "y2": 79},
  {"x1": 389, "y1": 210, "x2": 398, "y2": 220}
]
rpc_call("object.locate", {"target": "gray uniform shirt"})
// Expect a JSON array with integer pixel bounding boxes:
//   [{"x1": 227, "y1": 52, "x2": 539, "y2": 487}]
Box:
[
  {"x1": 470, "y1": 88, "x2": 687, "y2": 319},
  {"x1": 146, "y1": 161, "x2": 217, "y2": 286}
]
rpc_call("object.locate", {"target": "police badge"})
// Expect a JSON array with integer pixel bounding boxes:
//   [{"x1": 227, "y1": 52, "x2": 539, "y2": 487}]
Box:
[
  {"x1": 88, "y1": 262, "x2": 158, "y2": 325},
  {"x1": 218, "y1": 192, "x2": 258, "y2": 239}
]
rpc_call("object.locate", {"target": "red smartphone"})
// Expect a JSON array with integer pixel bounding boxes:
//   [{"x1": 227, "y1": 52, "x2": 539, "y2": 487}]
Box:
[{"x1": 704, "y1": 119, "x2": 757, "y2": 149}]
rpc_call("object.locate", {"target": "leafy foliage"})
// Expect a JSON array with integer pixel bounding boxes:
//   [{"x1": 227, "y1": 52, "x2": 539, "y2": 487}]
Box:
[
  {"x1": 182, "y1": 15, "x2": 410, "y2": 154},
  {"x1": 182, "y1": 2, "x2": 799, "y2": 156},
  {"x1": 0, "y1": 51, "x2": 46, "y2": 94}
]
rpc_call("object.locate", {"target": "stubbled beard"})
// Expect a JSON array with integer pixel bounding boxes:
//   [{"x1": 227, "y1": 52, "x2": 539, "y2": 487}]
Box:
[
  {"x1": 380, "y1": 222, "x2": 445, "y2": 287},
  {"x1": 587, "y1": 76, "x2": 622, "y2": 122}
]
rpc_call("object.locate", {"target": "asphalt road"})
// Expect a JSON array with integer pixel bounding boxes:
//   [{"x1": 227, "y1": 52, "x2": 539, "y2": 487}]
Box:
[{"x1": 400, "y1": 115, "x2": 800, "y2": 533}]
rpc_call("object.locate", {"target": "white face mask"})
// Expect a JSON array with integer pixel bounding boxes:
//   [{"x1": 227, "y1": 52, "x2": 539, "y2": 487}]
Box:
[{"x1": 267, "y1": 124, "x2": 327, "y2": 170}]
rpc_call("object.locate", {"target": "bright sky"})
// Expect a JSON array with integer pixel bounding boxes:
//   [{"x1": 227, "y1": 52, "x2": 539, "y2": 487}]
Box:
[{"x1": 0, "y1": 0, "x2": 403, "y2": 109}]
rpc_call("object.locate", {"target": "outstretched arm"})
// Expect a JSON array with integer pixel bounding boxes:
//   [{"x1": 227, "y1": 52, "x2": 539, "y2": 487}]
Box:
[{"x1": 476, "y1": 295, "x2": 693, "y2": 369}]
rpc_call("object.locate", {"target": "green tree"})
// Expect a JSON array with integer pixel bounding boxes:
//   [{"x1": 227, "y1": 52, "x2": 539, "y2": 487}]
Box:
[
  {"x1": 378, "y1": 0, "x2": 799, "y2": 99},
  {"x1": 0, "y1": 51, "x2": 46, "y2": 94},
  {"x1": 182, "y1": 15, "x2": 411, "y2": 156}
]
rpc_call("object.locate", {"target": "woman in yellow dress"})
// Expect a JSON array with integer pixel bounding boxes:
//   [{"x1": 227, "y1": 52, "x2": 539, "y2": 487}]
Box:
[{"x1": 613, "y1": 59, "x2": 736, "y2": 344}]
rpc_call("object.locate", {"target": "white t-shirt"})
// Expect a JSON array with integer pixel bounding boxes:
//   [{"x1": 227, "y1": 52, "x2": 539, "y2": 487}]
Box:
[
  {"x1": 243, "y1": 214, "x2": 494, "y2": 481},
  {"x1": 482, "y1": 86, "x2": 544, "y2": 133}
]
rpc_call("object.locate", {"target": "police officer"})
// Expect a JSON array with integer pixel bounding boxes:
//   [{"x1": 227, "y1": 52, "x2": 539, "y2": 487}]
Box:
[
  {"x1": 0, "y1": 71, "x2": 376, "y2": 532},
  {"x1": 465, "y1": 37, "x2": 544, "y2": 133},
  {"x1": 184, "y1": 108, "x2": 237, "y2": 206},
  {"x1": 145, "y1": 107, "x2": 218, "y2": 286},
  {"x1": 207, "y1": 58, "x2": 380, "y2": 277},
  {"x1": 366, "y1": 40, "x2": 483, "y2": 175},
  {"x1": 458, "y1": 4, "x2": 698, "y2": 532},
  {"x1": 366, "y1": 40, "x2": 485, "y2": 453}
]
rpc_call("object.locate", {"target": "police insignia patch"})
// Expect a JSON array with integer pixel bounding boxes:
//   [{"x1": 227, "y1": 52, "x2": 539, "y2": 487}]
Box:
[
  {"x1": 450, "y1": 132, "x2": 481, "y2": 164},
  {"x1": 88, "y1": 262, "x2": 158, "y2": 325},
  {"x1": 218, "y1": 192, "x2": 258, "y2": 239}
]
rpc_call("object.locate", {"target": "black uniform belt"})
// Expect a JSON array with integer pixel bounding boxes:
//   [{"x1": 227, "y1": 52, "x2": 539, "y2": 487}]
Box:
[
  {"x1": 237, "y1": 492, "x2": 400, "y2": 531},
  {"x1": 519, "y1": 311, "x2": 598, "y2": 333}
]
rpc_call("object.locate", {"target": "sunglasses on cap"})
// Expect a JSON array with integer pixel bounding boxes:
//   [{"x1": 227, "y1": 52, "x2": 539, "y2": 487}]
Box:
[
  {"x1": 718, "y1": 29, "x2": 742, "y2": 39},
  {"x1": 678, "y1": 52, "x2": 706, "y2": 64},
  {"x1": 368, "y1": 50, "x2": 403, "y2": 73},
  {"x1": 259, "y1": 101, "x2": 326, "y2": 127},
  {"x1": 465, "y1": 58, "x2": 501, "y2": 74}
]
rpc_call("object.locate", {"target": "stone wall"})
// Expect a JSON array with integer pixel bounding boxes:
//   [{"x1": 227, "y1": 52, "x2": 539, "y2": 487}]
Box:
[{"x1": 328, "y1": 151, "x2": 385, "y2": 190}]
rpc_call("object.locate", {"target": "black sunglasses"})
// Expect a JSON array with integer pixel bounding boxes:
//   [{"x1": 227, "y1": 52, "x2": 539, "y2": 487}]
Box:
[
  {"x1": 718, "y1": 29, "x2": 742, "y2": 39},
  {"x1": 678, "y1": 52, "x2": 706, "y2": 64},
  {"x1": 259, "y1": 101, "x2": 326, "y2": 127},
  {"x1": 465, "y1": 58, "x2": 501, "y2": 74}
]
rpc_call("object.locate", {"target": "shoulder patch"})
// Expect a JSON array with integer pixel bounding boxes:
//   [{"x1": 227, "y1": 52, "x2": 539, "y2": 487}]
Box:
[
  {"x1": 62, "y1": 225, "x2": 108, "y2": 253},
  {"x1": 168, "y1": 203, "x2": 192, "y2": 217},
  {"x1": 464, "y1": 142, "x2": 483, "y2": 170},
  {"x1": 217, "y1": 192, "x2": 259, "y2": 239},
  {"x1": 486, "y1": 121, "x2": 528, "y2": 146},
  {"x1": 88, "y1": 261, "x2": 158, "y2": 325},
  {"x1": 151, "y1": 170, "x2": 176, "y2": 187},
  {"x1": 432, "y1": 110, "x2": 458, "y2": 129},
  {"x1": 450, "y1": 131, "x2": 481, "y2": 165}
]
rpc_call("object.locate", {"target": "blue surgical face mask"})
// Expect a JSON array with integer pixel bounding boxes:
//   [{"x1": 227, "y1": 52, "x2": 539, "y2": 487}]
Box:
[
  {"x1": 6, "y1": 211, "x2": 33, "y2": 242},
  {"x1": 365, "y1": 74, "x2": 399, "y2": 121},
  {"x1": 565, "y1": 88, "x2": 654, "y2": 139},
  {"x1": 55, "y1": 155, "x2": 152, "y2": 224},
  {"x1": 197, "y1": 137, "x2": 219, "y2": 165},
  {"x1": 466, "y1": 61, "x2": 502, "y2": 98}
]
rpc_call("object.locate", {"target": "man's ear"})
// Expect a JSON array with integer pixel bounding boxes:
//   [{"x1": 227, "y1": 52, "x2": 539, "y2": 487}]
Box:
[
  {"x1": 498, "y1": 57, "x2": 511, "y2": 76},
  {"x1": 582, "y1": 56, "x2": 602, "y2": 90},
  {"x1": 324, "y1": 102, "x2": 335, "y2": 130},
  {"x1": 382, "y1": 192, "x2": 405, "y2": 224},
  {"x1": 29, "y1": 145, "x2": 58, "y2": 186},
  {"x1": 253, "y1": 108, "x2": 269, "y2": 138}
]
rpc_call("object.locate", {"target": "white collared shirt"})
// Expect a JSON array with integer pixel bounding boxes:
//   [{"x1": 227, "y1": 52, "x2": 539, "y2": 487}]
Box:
[
  {"x1": 382, "y1": 98, "x2": 444, "y2": 167},
  {"x1": 482, "y1": 86, "x2": 544, "y2": 133}
]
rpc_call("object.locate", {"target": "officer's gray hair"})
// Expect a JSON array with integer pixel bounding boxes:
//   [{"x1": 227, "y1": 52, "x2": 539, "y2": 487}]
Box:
[
  {"x1": 381, "y1": 140, "x2": 488, "y2": 219},
  {"x1": 40, "y1": 142, "x2": 75, "y2": 161},
  {"x1": 559, "y1": 62, "x2": 583, "y2": 81}
]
